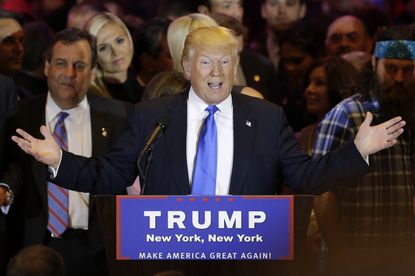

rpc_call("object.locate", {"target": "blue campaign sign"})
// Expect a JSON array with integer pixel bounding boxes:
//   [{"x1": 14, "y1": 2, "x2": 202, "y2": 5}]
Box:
[{"x1": 116, "y1": 196, "x2": 293, "y2": 260}]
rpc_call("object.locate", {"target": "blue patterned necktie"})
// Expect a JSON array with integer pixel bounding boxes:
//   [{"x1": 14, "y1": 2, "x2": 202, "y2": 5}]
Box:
[
  {"x1": 192, "y1": 105, "x2": 219, "y2": 195},
  {"x1": 47, "y1": 111, "x2": 69, "y2": 237}
]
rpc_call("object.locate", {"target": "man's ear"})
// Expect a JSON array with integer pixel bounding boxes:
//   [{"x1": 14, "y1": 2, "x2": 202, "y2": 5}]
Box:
[
  {"x1": 371, "y1": 56, "x2": 376, "y2": 70},
  {"x1": 260, "y1": 3, "x2": 267, "y2": 19},
  {"x1": 197, "y1": 5, "x2": 210, "y2": 15},
  {"x1": 300, "y1": 4, "x2": 306, "y2": 19},
  {"x1": 182, "y1": 59, "x2": 191, "y2": 79},
  {"x1": 90, "y1": 66, "x2": 97, "y2": 82},
  {"x1": 366, "y1": 37, "x2": 374, "y2": 53},
  {"x1": 234, "y1": 56, "x2": 240, "y2": 77},
  {"x1": 44, "y1": 60, "x2": 50, "y2": 77}
]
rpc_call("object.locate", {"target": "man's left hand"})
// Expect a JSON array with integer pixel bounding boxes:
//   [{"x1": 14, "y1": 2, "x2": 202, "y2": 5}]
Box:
[{"x1": 354, "y1": 112, "x2": 405, "y2": 157}]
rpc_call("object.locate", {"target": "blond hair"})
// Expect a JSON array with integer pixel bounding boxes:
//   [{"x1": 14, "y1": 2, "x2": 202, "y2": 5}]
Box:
[
  {"x1": 182, "y1": 26, "x2": 239, "y2": 65},
  {"x1": 84, "y1": 12, "x2": 133, "y2": 98},
  {"x1": 167, "y1": 13, "x2": 217, "y2": 72}
]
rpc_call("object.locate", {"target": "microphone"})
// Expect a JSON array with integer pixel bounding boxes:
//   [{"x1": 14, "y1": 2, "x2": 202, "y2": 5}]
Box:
[{"x1": 137, "y1": 115, "x2": 171, "y2": 195}]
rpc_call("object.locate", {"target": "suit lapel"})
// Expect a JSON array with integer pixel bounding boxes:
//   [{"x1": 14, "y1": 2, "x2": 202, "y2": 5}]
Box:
[
  {"x1": 229, "y1": 93, "x2": 256, "y2": 194},
  {"x1": 87, "y1": 96, "x2": 114, "y2": 215},
  {"x1": 24, "y1": 96, "x2": 49, "y2": 198},
  {"x1": 88, "y1": 96, "x2": 112, "y2": 156},
  {"x1": 163, "y1": 92, "x2": 191, "y2": 194}
]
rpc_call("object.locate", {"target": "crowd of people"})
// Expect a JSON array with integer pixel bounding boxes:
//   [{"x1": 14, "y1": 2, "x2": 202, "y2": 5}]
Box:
[{"x1": 0, "y1": 0, "x2": 414, "y2": 276}]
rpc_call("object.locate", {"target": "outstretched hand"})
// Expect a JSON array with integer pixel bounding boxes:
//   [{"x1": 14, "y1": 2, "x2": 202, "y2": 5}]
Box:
[
  {"x1": 354, "y1": 112, "x2": 405, "y2": 157},
  {"x1": 11, "y1": 126, "x2": 61, "y2": 169}
]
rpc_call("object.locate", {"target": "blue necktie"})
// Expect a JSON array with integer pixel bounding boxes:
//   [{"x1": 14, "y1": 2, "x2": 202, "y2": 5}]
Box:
[
  {"x1": 192, "y1": 105, "x2": 218, "y2": 195},
  {"x1": 47, "y1": 112, "x2": 69, "y2": 237}
]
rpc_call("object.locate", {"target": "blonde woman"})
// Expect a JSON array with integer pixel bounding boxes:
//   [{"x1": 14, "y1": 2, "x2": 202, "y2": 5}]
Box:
[{"x1": 85, "y1": 12, "x2": 142, "y2": 103}]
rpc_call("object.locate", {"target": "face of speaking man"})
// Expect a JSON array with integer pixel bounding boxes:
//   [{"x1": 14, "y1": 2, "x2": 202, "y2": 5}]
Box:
[{"x1": 183, "y1": 44, "x2": 238, "y2": 105}]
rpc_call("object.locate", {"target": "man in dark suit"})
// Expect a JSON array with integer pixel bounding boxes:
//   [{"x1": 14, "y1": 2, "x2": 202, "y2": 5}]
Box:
[
  {"x1": 0, "y1": 74, "x2": 17, "y2": 276},
  {"x1": 2, "y1": 28, "x2": 131, "y2": 276},
  {"x1": 12, "y1": 26, "x2": 404, "y2": 199}
]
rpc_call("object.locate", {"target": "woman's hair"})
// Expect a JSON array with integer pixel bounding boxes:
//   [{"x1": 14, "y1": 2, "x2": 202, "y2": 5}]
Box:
[
  {"x1": 167, "y1": 13, "x2": 217, "y2": 72},
  {"x1": 142, "y1": 71, "x2": 189, "y2": 101},
  {"x1": 84, "y1": 12, "x2": 133, "y2": 98},
  {"x1": 305, "y1": 57, "x2": 357, "y2": 108}
]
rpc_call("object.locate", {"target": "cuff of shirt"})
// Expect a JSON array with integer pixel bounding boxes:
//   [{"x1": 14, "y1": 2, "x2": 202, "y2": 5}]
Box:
[
  {"x1": 0, "y1": 183, "x2": 11, "y2": 214},
  {"x1": 48, "y1": 149, "x2": 63, "y2": 179},
  {"x1": 0, "y1": 183, "x2": 10, "y2": 191},
  {"x1": 1, "y1": 205, "x2": 10, "y2": 215}
]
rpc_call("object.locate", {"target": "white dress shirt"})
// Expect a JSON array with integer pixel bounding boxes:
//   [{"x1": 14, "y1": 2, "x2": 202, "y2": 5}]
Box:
[
  {"x1": 186, "y1": 87, "x2": 234, "y2": 195},
  {"x1": 46, "y1": 93, "x2": 91, "y2": 230}
]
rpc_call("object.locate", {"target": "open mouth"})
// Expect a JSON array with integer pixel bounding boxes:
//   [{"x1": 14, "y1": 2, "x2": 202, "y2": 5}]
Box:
[
  {"x1": 60, "y1": 82, "x2": 74, "y2": 88},
  {"x1": 208, "y1": 82, "x2": 222, "y2": 90},
  {"x1": 113, "y1": 58, "x2": 124, "y2": 65}
]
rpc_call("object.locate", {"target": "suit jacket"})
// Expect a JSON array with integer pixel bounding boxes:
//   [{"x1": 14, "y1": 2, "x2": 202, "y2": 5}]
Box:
[
  {"x1": 0, "y1": 74, "x2": 17, "y2": 171},
  {"x1": 55, "y1": 90, "x2": 369, "y2": 196},
  {"x1": 3, "y1": 93, "x2": 132, "y2": 251},
  {"x1": 240, "y1": 49, "x2": 278, "y2": 100},
  {"x1": 0, "y1": 74, "x2": 16, "y2": 276}
]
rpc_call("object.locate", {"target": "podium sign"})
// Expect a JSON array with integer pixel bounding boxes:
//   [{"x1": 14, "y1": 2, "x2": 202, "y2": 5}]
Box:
[{"x1": 116, "y1": 196, "x2": 293, "y2": 261}]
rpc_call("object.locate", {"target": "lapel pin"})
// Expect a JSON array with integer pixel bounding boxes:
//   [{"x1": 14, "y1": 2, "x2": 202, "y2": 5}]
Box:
[
  {"x1": 253, "y1": 75, "x2": 261, "y2": 82},
  {"x1": 101, "y1": 127, "x2": 107, "y2": 137},
  {"x1": 246, "y1": 120, "x2": 252, "y2": 127}
]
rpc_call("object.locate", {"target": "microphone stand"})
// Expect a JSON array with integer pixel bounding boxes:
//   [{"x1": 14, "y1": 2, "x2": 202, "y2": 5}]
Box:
[
  {"x1": 137, "y1": 120, "x2": 169, "y2": 195},
  {"x1": 137, "y1": 147, "x2": 148, "y2": 195},
  {"x1": 139, "y1": 145, "x2": 155, "y2": 195}
]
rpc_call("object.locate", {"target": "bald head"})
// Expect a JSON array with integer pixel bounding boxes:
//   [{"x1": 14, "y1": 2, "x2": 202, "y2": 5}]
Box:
[{"x1": 325, "y1": 15, "x2": 372, "y2": 56}]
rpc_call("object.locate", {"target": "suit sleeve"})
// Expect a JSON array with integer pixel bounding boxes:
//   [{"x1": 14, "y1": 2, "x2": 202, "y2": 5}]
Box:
[
  {"x1": 53, "y1": 108, "x2": 142, "y2": 194},
  {"x1": 276, "y1": 109, "x2": 369, "y2": 194}
]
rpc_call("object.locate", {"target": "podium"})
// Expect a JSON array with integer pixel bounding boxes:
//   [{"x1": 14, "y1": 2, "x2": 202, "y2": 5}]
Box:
[{"x1": 95, "y1": 195, "x2": 313, "y2": 276}]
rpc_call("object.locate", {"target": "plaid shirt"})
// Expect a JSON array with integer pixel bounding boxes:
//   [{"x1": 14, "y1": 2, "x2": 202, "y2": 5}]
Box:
[{"x1": 312, "y1": 94, "x2": 415, "y2": 248}]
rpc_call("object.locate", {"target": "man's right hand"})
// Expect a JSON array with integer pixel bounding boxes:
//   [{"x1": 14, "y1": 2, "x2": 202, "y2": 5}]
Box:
[{"x1": 11, "y1": 126, "x2": 61, "y2": 169}]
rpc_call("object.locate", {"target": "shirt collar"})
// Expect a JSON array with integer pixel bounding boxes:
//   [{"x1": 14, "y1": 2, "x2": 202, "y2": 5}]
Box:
[
  {"x1": 187, "y1": 86, "x2": 233, "y2": 119},
  {"x1": 46, "y1": 92, "x2": 89, "y2": 125}
]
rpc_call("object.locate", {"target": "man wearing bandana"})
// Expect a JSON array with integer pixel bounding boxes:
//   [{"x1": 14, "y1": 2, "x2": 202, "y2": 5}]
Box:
[{"x1": 313, "y1": 26, "x2": 415, "y2": 275}]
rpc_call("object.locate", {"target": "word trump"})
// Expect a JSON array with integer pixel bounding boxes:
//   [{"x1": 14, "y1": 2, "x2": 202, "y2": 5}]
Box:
[{"x1": 143, "y1": 211, "x2": 267, "y2": 229}]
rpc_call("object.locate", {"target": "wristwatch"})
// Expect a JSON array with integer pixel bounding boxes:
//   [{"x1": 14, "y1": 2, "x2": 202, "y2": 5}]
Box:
[{"x1": 3, "y1": 188, "x2": 13, "y2": 206}]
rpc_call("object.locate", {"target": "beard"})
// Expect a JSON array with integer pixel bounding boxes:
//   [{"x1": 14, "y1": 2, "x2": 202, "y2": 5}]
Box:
[{"x1": 374, "y1": 80, "x2": 415, "y2": 130}]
